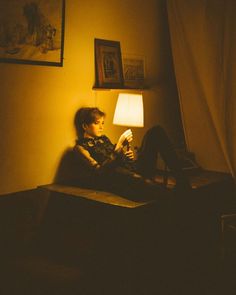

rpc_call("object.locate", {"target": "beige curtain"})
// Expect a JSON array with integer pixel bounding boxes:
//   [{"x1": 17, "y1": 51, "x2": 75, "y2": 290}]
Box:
[{"x1": 167, "y1": 0, "x2": 236, "y2": 178}]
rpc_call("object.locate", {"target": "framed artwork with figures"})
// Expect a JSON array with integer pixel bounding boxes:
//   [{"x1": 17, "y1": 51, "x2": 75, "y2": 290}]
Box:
[
  {"x1": 123, "y1": 54, "x2": 145, "y2": 88},
  {"x1": 0, "y1": 0, "x2": 65, "y2": 66},
  {"x1": 94, "y1": 38, "x2": 124, "y2": 88}
]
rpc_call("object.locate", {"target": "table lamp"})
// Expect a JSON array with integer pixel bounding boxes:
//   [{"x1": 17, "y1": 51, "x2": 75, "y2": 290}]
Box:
[{"x1": 113, "y1": 93, "x2": 144, "y2": 150}]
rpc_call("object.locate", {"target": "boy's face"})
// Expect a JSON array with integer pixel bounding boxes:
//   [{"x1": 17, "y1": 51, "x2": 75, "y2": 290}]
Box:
[{"x1": 83, "y1": 116, "x2": 105, "y2": 138}]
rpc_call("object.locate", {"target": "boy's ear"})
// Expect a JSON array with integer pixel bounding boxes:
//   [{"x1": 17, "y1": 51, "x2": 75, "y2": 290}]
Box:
[{"x1": 82, "y1": 123, "x2": 87, "y2": 131}]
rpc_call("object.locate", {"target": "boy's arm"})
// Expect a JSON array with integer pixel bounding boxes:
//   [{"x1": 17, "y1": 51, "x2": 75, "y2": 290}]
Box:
[{"x1": 73, "y1": 144, "x2": 124, "y2": 173}]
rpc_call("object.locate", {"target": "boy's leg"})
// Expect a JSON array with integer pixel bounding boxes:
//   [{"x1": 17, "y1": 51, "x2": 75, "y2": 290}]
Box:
[{"x1": 136, "y1": 125, "x2": 190, "y2": 188}]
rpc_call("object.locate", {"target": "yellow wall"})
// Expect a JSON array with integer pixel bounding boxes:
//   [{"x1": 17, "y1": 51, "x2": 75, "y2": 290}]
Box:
[{"x1": 0, "y1": 0, "x2": 183, "y2": 195}]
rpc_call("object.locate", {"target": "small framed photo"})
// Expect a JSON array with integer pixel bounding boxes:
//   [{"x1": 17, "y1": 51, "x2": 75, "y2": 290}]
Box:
[
  {"x1": 94, "y1": 38, "x2": 124, "y2": 88},
  {"x1": 0, "y1": 0, "x2": 65, "y2": 67},
  {"x1": 123, "y1": 55, "x2": 145, "y2": 88}
]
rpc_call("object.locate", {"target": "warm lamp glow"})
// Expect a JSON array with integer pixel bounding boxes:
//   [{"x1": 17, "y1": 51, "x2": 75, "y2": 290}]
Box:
[{"x1": 113, "y1": 93, "x2": 144, "y2": 127}]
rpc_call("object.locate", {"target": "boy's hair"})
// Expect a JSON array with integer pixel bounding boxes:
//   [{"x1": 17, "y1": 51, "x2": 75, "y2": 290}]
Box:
[{"x1": 74, "y1": 107, "x2": 105, "y2": 138}]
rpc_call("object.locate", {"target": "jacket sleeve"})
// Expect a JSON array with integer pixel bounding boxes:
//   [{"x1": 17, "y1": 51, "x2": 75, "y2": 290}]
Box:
[{"x1": 73, "y1": 144, "x2": 124, "y2": 175}]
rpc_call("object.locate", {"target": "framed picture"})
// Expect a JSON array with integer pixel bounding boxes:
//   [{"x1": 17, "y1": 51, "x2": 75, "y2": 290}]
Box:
[
  {"x1": 0, "y1": 0, "x2": 65, "y2": 67},
  {"x1": 94, "y1": 38, "x2": 124, "y2": 88},
  {"x1": 123, "y1": 55, "x2": 145, "y2": 88}
]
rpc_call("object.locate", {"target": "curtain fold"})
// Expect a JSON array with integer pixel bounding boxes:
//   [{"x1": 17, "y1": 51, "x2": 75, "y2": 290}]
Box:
[{"x1": 167, "y1": 0, "x2": 236, "y2": 177}]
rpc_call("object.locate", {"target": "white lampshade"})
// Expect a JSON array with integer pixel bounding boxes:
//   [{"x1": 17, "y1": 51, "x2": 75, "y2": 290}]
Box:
[{"x1": 113, "y1": 93, "x2": 144, "y2": 127}]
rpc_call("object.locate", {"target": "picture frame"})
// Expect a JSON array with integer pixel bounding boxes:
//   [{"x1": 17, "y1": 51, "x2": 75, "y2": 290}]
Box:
[
  {"x1": 122, "y1": 55, "x2": 145, "y2": 88},
  {"x1": 94, "y1": 38, "x2": 124, "y2": 88},
  {"x1": 0, "y1": 0, "x2": 65, "y2": 67}
]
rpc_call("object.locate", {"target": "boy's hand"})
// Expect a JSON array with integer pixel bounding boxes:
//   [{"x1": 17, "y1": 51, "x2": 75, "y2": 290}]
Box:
[
  {"x1": 115, "y1": 129, "x2": 133, "y2": 151},
  {"x1": 124, "y1": 149, "x2": 135, "y2": 161}
]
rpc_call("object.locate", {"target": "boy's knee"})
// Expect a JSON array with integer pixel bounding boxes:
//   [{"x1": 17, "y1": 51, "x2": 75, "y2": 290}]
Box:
[{"x1": 147, "y1": 125, "x2": 165, "y2": 136}]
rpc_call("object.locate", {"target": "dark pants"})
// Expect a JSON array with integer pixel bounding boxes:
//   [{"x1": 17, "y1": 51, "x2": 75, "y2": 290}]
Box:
[
  {"x1": 105, "y1": 125, "x2": 189, "y2": 200},
  {"x1": 136, "y1": 125, "x2": 187, "y2": 182}
]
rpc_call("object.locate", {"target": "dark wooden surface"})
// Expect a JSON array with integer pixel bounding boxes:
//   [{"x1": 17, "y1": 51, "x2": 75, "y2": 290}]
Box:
[
  {"x1": 38, "y1": 184, "x2": 154, "y2": 208},
  {"x1": 154, "y1": 169, "x2": 233, "y2": 189}
]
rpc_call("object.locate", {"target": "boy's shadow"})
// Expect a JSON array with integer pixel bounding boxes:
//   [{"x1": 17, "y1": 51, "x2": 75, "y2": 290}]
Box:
[{"x1": 54, "y1": 148, "x2": 78, "y2": 185}]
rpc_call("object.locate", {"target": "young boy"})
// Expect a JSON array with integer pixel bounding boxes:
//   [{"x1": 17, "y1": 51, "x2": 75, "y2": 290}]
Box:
[{"x1": 73, "y1": 107, "x2": 191, "y2": 200}]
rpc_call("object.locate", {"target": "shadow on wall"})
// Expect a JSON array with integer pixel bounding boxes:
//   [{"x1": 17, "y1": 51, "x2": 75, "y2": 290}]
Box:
[
  {"x1": 54, "y1": 108, "x2": 86, "y2": 185},
  {"x1": 53, "y1": 148, "x2": 78, "y2": 185}
]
